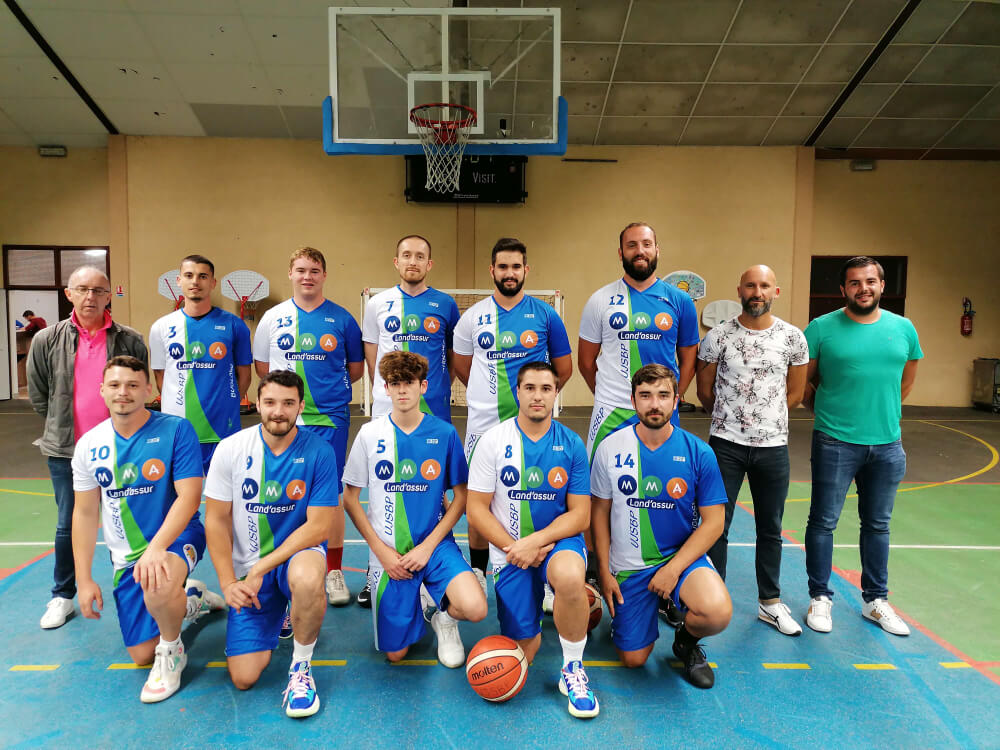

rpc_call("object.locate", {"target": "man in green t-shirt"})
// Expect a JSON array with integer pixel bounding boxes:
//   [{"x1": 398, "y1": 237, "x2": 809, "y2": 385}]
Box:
[{"x1": 802, "y1": 256, "x2": 922, "y2": 637}]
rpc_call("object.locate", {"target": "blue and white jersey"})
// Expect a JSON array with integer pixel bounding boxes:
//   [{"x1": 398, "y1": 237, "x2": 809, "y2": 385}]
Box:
[
  {"x1": 204, "y1": 425, "x2": 341, "y2": 578},
  {"x1": 72, "y1": 412, "x2": 203, "y2": 571},
  {"x1": 253, "y1": 299, "x2": 363, "y2": 428},
  {"x1": 149, "y1": 307, "x2": 252, "y2": 443},
  {"x1": 590, "y1": 425, "x2": 727, "y2": 574},
  {"x1": 467, "y1": 418, "x2": 589, "y2": 570},
  {"x1": 343, "y1": 414, "x2": 467, "y2": 556},
  {"x1": 362, "y1": 286, "x2": 459, "y2": 421},
  {"x1": 453, "y1": 296, "x2": 571, "y2": 436},
  {"x1": 579, "y1": 278, "x2": 699, "y2": 410}
]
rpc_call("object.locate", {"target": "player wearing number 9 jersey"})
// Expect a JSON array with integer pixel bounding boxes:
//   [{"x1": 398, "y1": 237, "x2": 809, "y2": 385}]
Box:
[
  {"x1": 590, "y1": 364, "x2": 731, "y2": 690},
  {"x1": 253, "y1": 247, "x2": 363, "y2": 606}
]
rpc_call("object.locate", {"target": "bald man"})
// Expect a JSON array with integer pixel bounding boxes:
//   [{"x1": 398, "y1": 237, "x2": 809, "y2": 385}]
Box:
[{"x1": 696, "y1": 266, "x2": 808, "y2": 636}]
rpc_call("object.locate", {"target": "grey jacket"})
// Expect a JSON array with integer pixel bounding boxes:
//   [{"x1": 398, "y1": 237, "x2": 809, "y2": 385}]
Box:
[{"x1": 27, "y1": 317, "x2": 148, "y2": 458}]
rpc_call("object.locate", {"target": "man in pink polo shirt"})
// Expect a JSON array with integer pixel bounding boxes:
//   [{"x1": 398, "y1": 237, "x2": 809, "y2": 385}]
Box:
[{"x1": 27, "y1": 266, "x2": 148, "y2": 630}]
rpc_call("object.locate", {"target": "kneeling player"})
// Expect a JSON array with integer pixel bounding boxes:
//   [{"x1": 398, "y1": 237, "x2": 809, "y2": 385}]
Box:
[
  {"x1": 591, "y1": 364, "x2": 732, "y2": 689},
  {"x1": 343, "y1": 351, "x2": 486, "y2": 666},
  {"x1": 205, "y1": 370, "x2": 340, "y2": 718},
  {"x1": 467, "y1": 362, "x2": 599, "y2": 719},
  {"x1": 72, "y1": 356, "x2": 221, "y2": 703}
]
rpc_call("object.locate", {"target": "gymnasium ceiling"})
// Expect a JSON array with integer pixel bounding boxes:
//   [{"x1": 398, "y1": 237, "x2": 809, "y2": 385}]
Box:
[{"x1": 1, "y1": 0, "x2": 998, "y2": 157}]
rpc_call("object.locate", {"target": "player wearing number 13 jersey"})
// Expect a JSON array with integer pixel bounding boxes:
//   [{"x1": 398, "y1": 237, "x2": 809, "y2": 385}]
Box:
[
  {"x1": 253, "y1": 247, "x2": 363, "y2": 606},
  {"x1": 578, "y1": 223, "x2": 700, "y2": 459}
]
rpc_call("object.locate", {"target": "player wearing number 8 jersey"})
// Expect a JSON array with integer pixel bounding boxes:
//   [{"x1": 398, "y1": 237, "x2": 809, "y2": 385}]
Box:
[
  {"x1": 467, "y1": 362, "x2": 598, "y2": 719},
  {"x1": 253, "y1": 247, "x2": 363, "y2": 606},
  {"x1": 591, "y1": 364, "x2": 731, "y2": 689},
  {"x1": 149, "y1": 255, "x2": 252, "y2": 473}
]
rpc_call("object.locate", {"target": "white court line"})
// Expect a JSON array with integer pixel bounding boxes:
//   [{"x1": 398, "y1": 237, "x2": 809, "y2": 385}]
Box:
[{"x1": 0, "y1": 541, "x2": 996, "y2": 550}]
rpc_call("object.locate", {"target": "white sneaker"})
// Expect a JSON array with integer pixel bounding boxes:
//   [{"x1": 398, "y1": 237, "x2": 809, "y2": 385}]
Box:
[
  {"x1": 473, "y1": 569, "x2": 488, "y2": 599},
  {"x1": 862, "y1": 598, "x2": 911, "y2": 636},
  {"x1": 183, "y1": 579, "x2": 225, "y2": 622},
  {"x1": 430, "y1": 610, "x2": 465, "y2": 668},
  {"x1": 140, "y1": 641, "x2": 187, "y2": 703},
  {"x1": 758, "y1": 601, "x2": 802, "y2": 636},
  {"x1": 325, "y1": 570, "x2": 350, "y2": 606},
  {"x1": 806, "y1": 596, "x2": 833, "y2": 633},
  {"x1": 542, "y1": 583, "x2": 555, "y2": 615},
  {"x1": 40, "y1": 596, "x2": 73, "y2": 629},
  {"x1": 420, "y1": 584, "x2": 437, "y2": 623}
]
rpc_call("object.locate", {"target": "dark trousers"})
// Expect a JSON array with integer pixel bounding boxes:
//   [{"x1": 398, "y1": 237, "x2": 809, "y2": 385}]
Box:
[
  {"x1": 707, "y1": 436, "x2": 791, "y2": 601},
  {"x1": 47, "y1": 457, "x2": 76, "y2": 599}
]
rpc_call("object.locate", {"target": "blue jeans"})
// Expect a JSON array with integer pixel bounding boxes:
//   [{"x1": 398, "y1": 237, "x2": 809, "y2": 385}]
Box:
[
  {"x1": 707, "y1": 436, "x2": 791, "y2": 601},
  {"x1": 805, "y1": 431, "x2": 906, "y2": 603},
  {"x1": 47, "y1": 457, "x2": 76, "y2": 599}
]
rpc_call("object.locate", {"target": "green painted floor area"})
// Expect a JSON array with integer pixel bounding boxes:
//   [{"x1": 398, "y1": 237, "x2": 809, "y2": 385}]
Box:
[{"x1": 0, "y1": 479, "x2": 57, "y2": 570}]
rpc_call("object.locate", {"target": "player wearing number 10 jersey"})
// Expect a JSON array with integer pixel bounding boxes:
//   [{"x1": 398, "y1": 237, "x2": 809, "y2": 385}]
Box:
[{"x1": 253, "y1": 247, "x2": 363, "y2": 607}]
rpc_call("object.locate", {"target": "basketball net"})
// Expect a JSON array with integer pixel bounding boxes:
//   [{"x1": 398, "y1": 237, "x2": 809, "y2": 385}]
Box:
[{"x1": 410, "y1": 103, "x2": 477, "y2": 193}]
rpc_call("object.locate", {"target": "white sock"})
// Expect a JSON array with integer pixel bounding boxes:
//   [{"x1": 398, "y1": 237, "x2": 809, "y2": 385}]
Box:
[
  {"x1": 434, "y1": 609, "x2": 457, "y2": 625},
  {"x1": 559, "y1": 635, "x2": 587, "y2": 668},
  {"x1": 159, "y1": 634, "x2": 181, "y2": 649},
  {"x1": 292, "y1": 638, "x2": 316, "y2": 666}
]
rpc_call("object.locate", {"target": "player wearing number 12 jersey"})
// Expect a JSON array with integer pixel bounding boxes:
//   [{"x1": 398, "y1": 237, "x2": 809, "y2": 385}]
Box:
[
  {"x1": 467, "y1": 362, "x2": 598, "y2": 719},
  {"x1": 149, "y1": 255, "x2": 252, "y2": 473},
  {"x1": 253, "y1": 247, "x2": 363, "y2": 606}
]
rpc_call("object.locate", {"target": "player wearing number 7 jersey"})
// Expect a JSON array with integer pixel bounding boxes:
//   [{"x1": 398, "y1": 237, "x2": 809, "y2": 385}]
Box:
[{"x1": 253, "y1": 247, "x2": 364, "y2": 607}]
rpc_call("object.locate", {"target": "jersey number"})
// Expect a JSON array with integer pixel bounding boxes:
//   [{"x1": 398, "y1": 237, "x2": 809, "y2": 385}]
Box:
[
  {"x1": 377, "y1": 439, "x2": 386, "y2": 454},
  {"x1": 504, "y1": 445, "x2": 512, "y2": 459},
  {"x1": 477, "y1": 314, "x2": 492, "y2": 326},
  {"x1": 276, "y1": 316, "x2": 294, "y2": 328},
  {"x1": 90, "y1": 445, "x2": 110, "y2": 461},
  {"x1": 614, "y1": 453, "x2": 635, "y2": 468},
  {"x1": 609, "y1": 294, "x2": 625, "y2": 306}
]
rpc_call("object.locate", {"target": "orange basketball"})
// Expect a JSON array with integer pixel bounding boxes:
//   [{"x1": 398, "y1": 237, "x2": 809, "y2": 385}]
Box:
[
  {"x1": 585, "y1": 583, "x2": 603, "y2": 632},
  {"x1": 465, "y1": 635, "x2": 528, "y2": 702}
]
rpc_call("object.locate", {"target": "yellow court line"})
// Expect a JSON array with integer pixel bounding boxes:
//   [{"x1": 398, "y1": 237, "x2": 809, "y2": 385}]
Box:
[
  {"x1": 391, "y1": 659, "x2": 438, "y2": 666},
  {"x1": 583, "y1": 660, "x2": 624, "y2": 667},
  {"x1": 312, "y1": 660, "x2": 347, "y2": 666},
  {"x1": 9, "y1": 664, "x2": 60, "y2": 671},
  {"x1": 940, "y1": 661, "x2": 972, "y2": 669},
  {"x1": 206, "y1": 661, "x2": 228, "y2": 668},
  {"x1": 854, "y1": 663, "x2": 897, "y2": 671},
  {"x1": 763, "y1": 663, "x2": 810, "y2": 670},
  {"x1": 0, "y1": 488, "x2": 53, "y2": 497},
  {"x1": 108, "y1": 663, "x2": 151, "y2": 670},
  {"x1": 669, "y1": 660, "x2": 719, "y2": 669},
  {"x1": 783, "y1": 421, "x2": 1000, "y2": 502}
]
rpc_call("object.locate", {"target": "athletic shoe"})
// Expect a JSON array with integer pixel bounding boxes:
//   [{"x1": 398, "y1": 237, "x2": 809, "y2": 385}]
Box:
[
  {"x1": 672, "y1": 638, "x2": 714, "y2": 689},
  {"x1": 862, "y1": 598, "x2": 911, "y2": 636},
  {"x1": 356, "y1": 581, "x2": 372, "y2": 609},
  {"x1": 806, "y1": 596, "x2": 833, "y2": 633},
  {"x1": 541, "y1": 583, "x2": 555, "y2": 615},
  {"x1": 658, "y1": 596, "x2": 684, "y2": 629},
  {"x1": 39, "y1": 596, "x2": 74, "y2": 630},
  {"x1": 420, "y1": 585, "x2": 437, "y2": 623},
  {"x1": 558, "y1": 661, "x2": 599, "y2": 719},
  {"x1": 182, "y1": 578, "x2": 225, "y2": 622},
  {"x1": 283, "y1": 661, "x2": 320, "y2": 718},
  {"x1": 473, "y1": 568, "x2": 488, "y2": 599},
  {"x1": 279, "y1": 605, "x2": 293, "y2": 640},
  {"x1": 140, "y1": 641, "x2": 187, "y2": 703},
  {"x1": 758, "y1": 601, "x2": 802, "y2": 636},
  {"x1": 430, "y1": 611, "x2": 465, "y2": 668},
  {"x1": 325, "y1": 570, "x2": 350, "y2": 606}
]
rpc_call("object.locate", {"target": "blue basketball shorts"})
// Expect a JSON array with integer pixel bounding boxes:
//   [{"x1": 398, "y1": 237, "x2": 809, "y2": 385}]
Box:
[{"x1": 299, "y1": 423, "x2": 348, "y2": 486}]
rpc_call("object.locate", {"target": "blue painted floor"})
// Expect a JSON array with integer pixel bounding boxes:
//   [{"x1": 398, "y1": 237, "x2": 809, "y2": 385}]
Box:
[{"x1": 2, "y1": 506, "x2": 997, "y2": 749}]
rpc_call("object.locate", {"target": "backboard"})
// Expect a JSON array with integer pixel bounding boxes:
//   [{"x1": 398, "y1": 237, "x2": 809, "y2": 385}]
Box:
[{"x1": 324, "y1": 6, "x2": 566, "y2": 156}]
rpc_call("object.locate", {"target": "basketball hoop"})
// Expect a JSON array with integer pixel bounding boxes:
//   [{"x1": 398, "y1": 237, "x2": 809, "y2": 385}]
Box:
[
  {"x1": 221, "y1": 270, "x2": 270, "y2": 322},
  {"x1": 409, "y1": 103, "x2": 477, "y2": 193}
]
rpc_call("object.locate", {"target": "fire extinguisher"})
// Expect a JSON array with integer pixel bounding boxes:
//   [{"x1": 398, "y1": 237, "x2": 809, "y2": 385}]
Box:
[{"x1": 961, "y1": 298, "x2": 975, "y2": 336}]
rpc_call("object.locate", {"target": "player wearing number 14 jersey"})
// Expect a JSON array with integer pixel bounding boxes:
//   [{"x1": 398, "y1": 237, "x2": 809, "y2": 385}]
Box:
[
  {"x1": 253, "y1": 247, "x2": 363, "y2": 606},
  {"x1": 149, "y1": 255, "x2": 252, "y2": 473}
]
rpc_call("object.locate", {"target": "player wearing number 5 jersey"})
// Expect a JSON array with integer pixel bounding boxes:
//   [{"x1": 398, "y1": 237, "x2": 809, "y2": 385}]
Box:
[
  {"x1": 72, "y1": 356, "x2": 221, "y2": 704},
  {"x1": 253, "y1": 247, "x2": 363, "y2": 607},
  {"x1": 454, "y1": 238, "x2": 573, "y2": 589},
  {"x1": 578, "y1": 223, "x2": 700, "y2": 460},
  {"x1": 204, "y1": 370, "x2": 340, "y2": 718},
  {"x1": 149, "y1": 255, "x2": 252, "y2": 474},
  {"x1": 467, "y1": 362, "x2": 598, "y2": 719},
  {"x1": 591, "y1": 364, "x2": 731, "y2": 690}
]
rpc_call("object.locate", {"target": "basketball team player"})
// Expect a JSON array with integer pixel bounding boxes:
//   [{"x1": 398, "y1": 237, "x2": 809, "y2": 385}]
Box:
[
  {"x1": 591, "y1": 365, "x2": 732, "y2": 689},
  {"x1": 453, "y1": 238, "x2": 573, "y2": 595},
  {"x1": 149, "y1": 255, "x2": 252, "y2": 474},
  {"x1": 356, "y1": 235, "x2": 460, "y2": 608},
  {"x1": 72, "y1": 356, "x2": 219, "y2": 703},
  {"x1": 253, "y1": 247, "x2": 363, "y2": 607},
  {"x1": 204, "y1": 370, "x2": 340, "y2": 718},
  {"x1": 342, "y1": 351, "x2": 487, "y2": 666},
  {"x1": 467, "y1": 362, "x2": 599, "y2": 719}
]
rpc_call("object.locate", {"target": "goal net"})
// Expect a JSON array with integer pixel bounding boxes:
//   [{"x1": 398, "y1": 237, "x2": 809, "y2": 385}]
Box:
[{"x1": 360, "y1": 288, "x2": 565, "y2": 418}]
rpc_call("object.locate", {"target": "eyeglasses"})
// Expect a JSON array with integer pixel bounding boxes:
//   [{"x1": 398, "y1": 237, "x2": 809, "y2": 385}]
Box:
[{"x1": 70, "y1": 286, "x2": 111, "y2": 296}]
